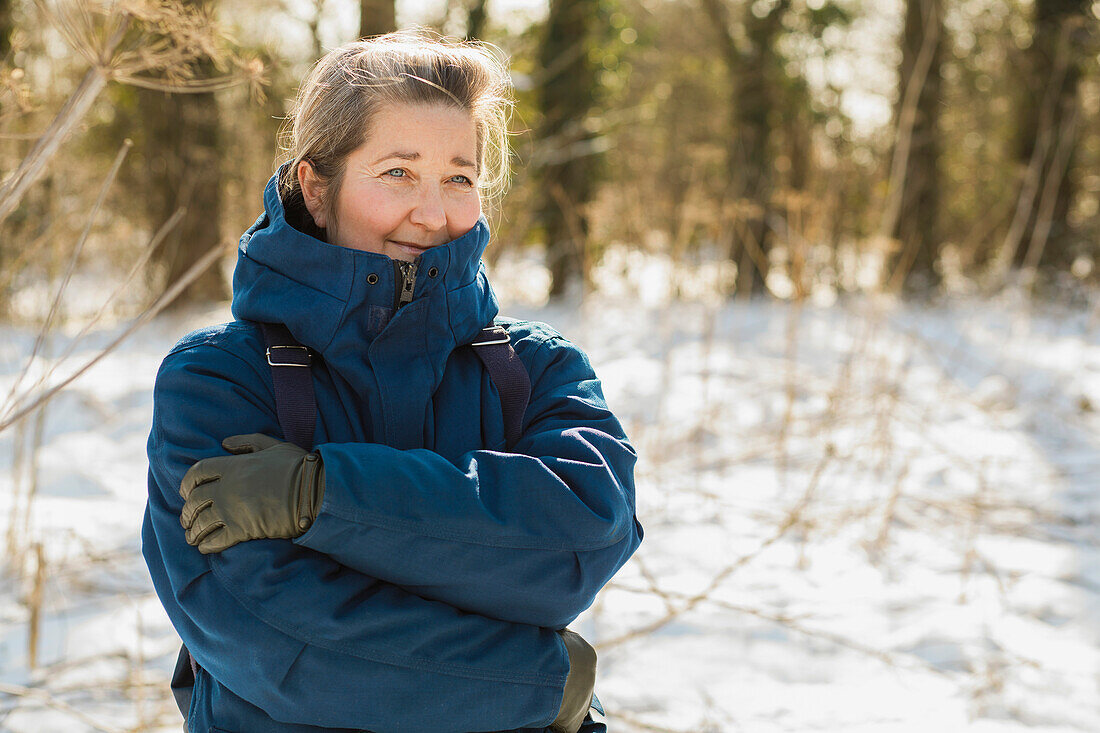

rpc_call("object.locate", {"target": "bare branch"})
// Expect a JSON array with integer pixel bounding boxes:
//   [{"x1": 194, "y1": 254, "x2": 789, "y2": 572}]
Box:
[
  {"x1": 878, "y1": 0, "x2": 940, "y2": 244},
  {"x1": 1020, "y1": 106, "x2": 1078, "y2": 279},
  {"x1": 1, "y1": 1, "x2": 266, "y2": 224},
  {"x1": 0, "y1": 66, "x2": 111, "y2": 224},
  {"x1": 15, "y1": 208, "x2": 186, "y2": 409},
  {"x1": 2, "y1": 139, "x2": 132, "y2": 413},
  {"x1": 987, "y1": 16, "x2": 1077, "y2": 287},
  {"x1": 0, "y1": 242, "x2": 224, "y2": 434},
  {"x1": 0, "y1": 681, "x2": 126, "y2": 733},
  {"x1": 599, "y1": 444, "x2": 834, "y2": 650}
]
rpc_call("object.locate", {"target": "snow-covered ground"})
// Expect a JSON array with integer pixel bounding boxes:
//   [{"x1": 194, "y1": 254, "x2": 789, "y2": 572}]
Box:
[{"x1": 1, "y1": 277, "x2": 1098, "y2": 732}]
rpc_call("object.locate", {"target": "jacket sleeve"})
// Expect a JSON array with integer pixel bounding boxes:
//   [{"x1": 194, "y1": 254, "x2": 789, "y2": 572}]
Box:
[
  {"x1": 142, "y1": 341, "x2": 570, "y2": 733},
  {"x1": 296, "y1": 334, "x2": 644, "y2": 630}
]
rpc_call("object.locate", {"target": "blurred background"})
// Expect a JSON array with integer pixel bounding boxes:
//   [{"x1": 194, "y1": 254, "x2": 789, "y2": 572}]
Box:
[{"x1": 0, "y1": 0, "x2": 1099, "y2": 731}]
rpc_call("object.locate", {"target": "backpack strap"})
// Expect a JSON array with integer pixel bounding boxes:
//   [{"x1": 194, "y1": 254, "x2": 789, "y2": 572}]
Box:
[
  {"x1": 173, "y1": 322, "x2": 316, "y2": 726},
  {"x1": 259, "y1": 322, "x2": 316, "y2": 450},
  {"x1": 469, "y1": 324, "x2": 531, "y2": 450},
  {"x1": 170, "y1": 322, "x2": 530, "y2": 725},
  {"x1": 258, "y1": 322, "x2": 529, "y2": 452}
]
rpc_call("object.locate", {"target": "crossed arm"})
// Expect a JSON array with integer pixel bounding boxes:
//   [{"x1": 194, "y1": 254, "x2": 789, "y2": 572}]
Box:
[
  {"x1": 298, "y1": 335, "x2": 642, "y2": 628},
  {"x1": 179, "y1": 334, "x2": 643, "y2": 627},
  {"x1": 145, "y1": 343, "x2": 571, "y2": 732}
]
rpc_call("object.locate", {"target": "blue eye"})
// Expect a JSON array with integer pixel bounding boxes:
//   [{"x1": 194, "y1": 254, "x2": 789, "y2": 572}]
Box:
[
  {"x1": 450, "y1": 175, "x2": 472, "y2": 185},
  {"x1": 386, "y1": 169, "x2": 406, "y2": 178}
]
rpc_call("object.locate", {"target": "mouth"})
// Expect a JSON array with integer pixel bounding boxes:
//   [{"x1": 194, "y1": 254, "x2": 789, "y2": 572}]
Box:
[{"x1": 388, "y1": 240, "x2": 433, "y2": 258}]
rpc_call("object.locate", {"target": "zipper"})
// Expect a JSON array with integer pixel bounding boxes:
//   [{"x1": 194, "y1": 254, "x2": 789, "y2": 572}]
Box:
[{"x1": 392, "y1": 259, "x2": 419, "y2": 311}]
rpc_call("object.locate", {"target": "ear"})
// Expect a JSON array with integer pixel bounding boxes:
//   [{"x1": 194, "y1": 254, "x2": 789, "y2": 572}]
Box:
[{"x1": 297, "y1": 159, "x2": 328, "y2": 229}]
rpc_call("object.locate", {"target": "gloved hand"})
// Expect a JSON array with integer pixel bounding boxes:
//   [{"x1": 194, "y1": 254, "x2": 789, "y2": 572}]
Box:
[
  {"x1": 179, "y1": 434, "x2": 324, "y2": 554},
  {"x1": 551, "y1": 629, "x2": 597, "y2": 733}
]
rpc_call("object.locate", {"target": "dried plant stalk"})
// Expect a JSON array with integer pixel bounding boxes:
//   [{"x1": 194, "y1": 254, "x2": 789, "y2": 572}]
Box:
[
  {"x1": 3, "y1": 139, "x2": 132, "y2": 411},
  {"x1": 0, "y1": 0, "x2": 264, "y2": 225},
  {"x1": 16, "y1": 207, "x2": 186, "y2": 406},
  {"x1": 27, "y1": 543, "x2": 45, "y2": 670},
  {"x1": 0, "y1": 66, "x2": 113, "y2": 223},
  {"x1": 0, "y1": 240, "x2": 223, "y2": 433}
]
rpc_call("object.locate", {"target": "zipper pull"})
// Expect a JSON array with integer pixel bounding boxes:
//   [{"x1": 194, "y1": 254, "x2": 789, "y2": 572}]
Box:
[{"x1": 398, "y1": 260, "x2": 418, "y2": 308}]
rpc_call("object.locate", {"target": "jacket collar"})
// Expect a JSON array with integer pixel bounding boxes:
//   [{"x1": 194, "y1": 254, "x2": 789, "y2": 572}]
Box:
[{"x1": 230, "y1": 168, "x2": 499, "y2": 373}]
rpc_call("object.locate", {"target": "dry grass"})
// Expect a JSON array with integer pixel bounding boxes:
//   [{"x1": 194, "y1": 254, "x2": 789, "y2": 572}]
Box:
[{"x1": 0, "y1": 7, "x2": 258, "y2": 728}]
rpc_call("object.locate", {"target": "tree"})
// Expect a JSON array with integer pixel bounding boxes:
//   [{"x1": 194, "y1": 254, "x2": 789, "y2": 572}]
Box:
[
  {"x1": 1010, "y1": 0, "x2": 1090, "y2": 273},
  {"x1": 701, "y1": 0, "x2": 790, "y2": 297},
  {"x1": 1, "y1": 0, "x2": 15, "y2": 186},
  {"x1": 883, "y1": 0, "x2": 944, "y2": 291},
  {"x1": 466, "y1": 0, "x2": 488, "y2": 40},
  {"x1": 360, "y1": 0, "x2": 396, "y2": 39},
  {"x1": 139, "y1": 0, "x2": 226, "y2": 304},
  {"x1": 536, "y1": 0, "x2": 600, "y2": 297},
  {"x1": 0, "y1": 0, "x2": 24, "y2": 314},
  {"x1": 0, "y1": 0, "x2": 12, "y2": 60}
]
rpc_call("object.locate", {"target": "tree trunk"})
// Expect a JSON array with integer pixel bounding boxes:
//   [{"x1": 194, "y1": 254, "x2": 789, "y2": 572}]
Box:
[
  {"x1": 360, "y1": 0, "x2": 396, "y2": 39},
  {"x1": 1, "y1": 0, "x2": 13, "y2": 188},
  {"x1": 1012, "y1": 0, "x2": 1088, "y2": 272},
  {"x1": 466, "y1": 0, "x2": 488, "y2": 40},
  {"x1": 139, "y1": 1, "x2": 225, "y2": 305},
  {"x1": 701, "y1": 0, "x2": 788, "y2": 297},
  {"x1": 537, "y1": 0, "x2": 598, "y2": 298},
  {"x1": 0, "y1": 0, "x2": 12, "y2": 60},
  {"x1": 140, "y1": 84, "x2": 225, "y2": 304},
  {"x1": 887, "y1": 0, "x2": 944, "y2": 291}
]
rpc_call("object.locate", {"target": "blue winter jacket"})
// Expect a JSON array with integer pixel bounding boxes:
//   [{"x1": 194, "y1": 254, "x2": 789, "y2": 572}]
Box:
[{"x1": 142, "y1": 172, "x2": 643, "y2": 733}]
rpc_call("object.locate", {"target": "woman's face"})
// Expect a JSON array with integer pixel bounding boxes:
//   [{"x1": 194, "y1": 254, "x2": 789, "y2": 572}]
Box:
[{"x1": 302, "y1": 102, "x2": 482, "y2": 261}]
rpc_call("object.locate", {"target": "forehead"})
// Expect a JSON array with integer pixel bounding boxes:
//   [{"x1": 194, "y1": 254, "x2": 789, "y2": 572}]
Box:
[{"x1": 360, "y1": 102, "x2": 477, "y2": 157}]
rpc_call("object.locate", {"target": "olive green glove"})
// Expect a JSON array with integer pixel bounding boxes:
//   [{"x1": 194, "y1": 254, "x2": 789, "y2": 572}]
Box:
[
  {"x1": 552, "y1": 629, "x2": 597, "y2": 733},
  {"x1": 179, "y1": 433, "x2": 324, "y2": 554}
]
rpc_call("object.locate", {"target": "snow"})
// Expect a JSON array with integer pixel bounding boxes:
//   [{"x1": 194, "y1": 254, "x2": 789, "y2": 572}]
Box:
[{"x1": 1, "y1": 277, "x2": 1099, "y2": 731}]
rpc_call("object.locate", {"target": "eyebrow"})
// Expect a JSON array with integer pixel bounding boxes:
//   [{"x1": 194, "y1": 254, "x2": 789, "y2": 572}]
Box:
[
  {"x1": 375, "y1": 151, "x2": 419, "y2": 164},
  {"x1": 373, "y1": 151, "x2": 477, "y2": 169}
]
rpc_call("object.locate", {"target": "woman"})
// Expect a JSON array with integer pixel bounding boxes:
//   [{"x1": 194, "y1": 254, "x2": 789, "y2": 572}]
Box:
[{"x1": 143, "y1": 31, "x2": 642, "y2": 733}]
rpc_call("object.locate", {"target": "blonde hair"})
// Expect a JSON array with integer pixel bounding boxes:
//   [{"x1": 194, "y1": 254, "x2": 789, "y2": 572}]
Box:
[{"x1": 278, "y1": 30, "x2": 513, "y2": 225}]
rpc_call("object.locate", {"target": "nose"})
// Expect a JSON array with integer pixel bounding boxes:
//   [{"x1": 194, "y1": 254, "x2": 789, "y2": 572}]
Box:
[{"x1": 408, "y1": 183, "x2": 447, "y2": 232}]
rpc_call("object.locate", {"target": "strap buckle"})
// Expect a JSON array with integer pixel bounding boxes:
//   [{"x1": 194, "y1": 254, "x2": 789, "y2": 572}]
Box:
[
  {"x1": 471, "y1": 327, "x2": 510, "y2": 347},
  {"x1": 266, "y1": 345, "x2": 312, "y2": 367}
]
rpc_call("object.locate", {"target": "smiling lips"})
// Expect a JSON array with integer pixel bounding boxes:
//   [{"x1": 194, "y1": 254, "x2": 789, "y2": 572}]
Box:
[{"x1": 389, "y1": 240, "x2": 434, "y2": 258}]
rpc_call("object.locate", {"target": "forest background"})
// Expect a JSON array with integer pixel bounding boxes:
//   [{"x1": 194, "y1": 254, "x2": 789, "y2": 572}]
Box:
[
  {"x1": 3, "y1": 0, "x2": 1098, "y2": 314},
  {"x1": 0, "y1": 0, "x2": 1099, "y2": 731}
]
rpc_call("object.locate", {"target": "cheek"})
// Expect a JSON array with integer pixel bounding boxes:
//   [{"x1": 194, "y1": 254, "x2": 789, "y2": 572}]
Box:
[
  {"x1": 448, "y1": 196, "x2": 482, "y2": 238},
  {"x1": 339, "y1": 187, "x2": 403, "y2": 233}
]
